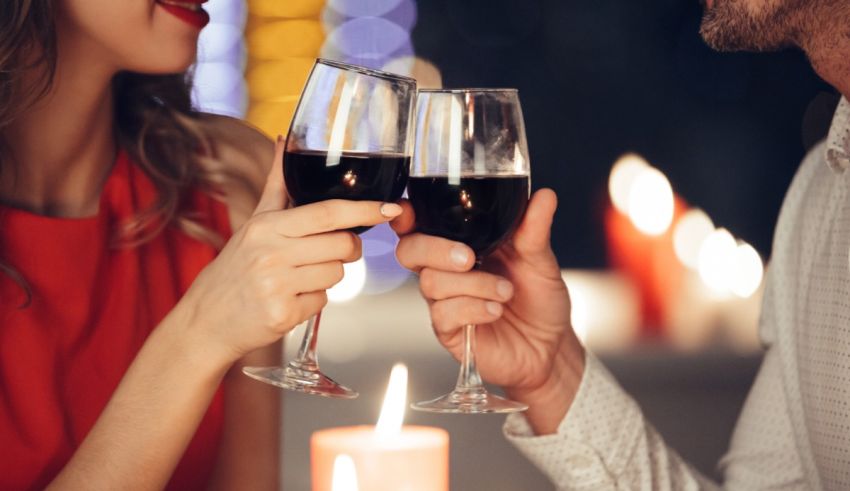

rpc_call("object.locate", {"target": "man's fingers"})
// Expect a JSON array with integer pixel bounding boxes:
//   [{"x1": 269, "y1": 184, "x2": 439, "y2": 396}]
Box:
[
  {"x1": 420, "y1": 268, "x2": 513, "y2": 302},
  {"x1": 254, "y1": 135, "x2": 287, "y2": 215},
  {"x1": 269, "y1": 200, "x2": 402, "y2": 238},
  {"x1": 389, "y1": 199, "x2": 416, "y2": 235},
  {"x1": 512, "y1": 188, "x2": 557, "y2": 256},
  {"x1": 395, "y1": 233, "x2": 475, "y2": 273},
  {"x1": 430, "y1": 297, "x2": 505, "y2": 342}
]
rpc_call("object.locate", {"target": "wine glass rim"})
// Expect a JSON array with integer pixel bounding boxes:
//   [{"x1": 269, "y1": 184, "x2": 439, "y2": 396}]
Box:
[
  {"x1": 418, "y1": 88, "x2": 519, "y2": 93},
  {"x1": 316, "y1": 58, "x2": 417, "y2": 84}
]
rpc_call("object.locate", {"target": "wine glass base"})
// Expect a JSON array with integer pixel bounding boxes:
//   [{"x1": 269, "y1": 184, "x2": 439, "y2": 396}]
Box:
[
  {"x1": 411, "y1": 389, "x2": 528, "y2": 414},
  {"x1": 242, "y1": 364, "x2": 358, "y2": 399}
]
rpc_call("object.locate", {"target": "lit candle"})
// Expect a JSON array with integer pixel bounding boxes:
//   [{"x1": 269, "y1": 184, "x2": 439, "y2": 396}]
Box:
[
  {"x1": 311, "y1": 365, "x2": 449, "y2": 491},
  {"x1": 604, "y1": 154, "x2": 686, "y2": 334}
]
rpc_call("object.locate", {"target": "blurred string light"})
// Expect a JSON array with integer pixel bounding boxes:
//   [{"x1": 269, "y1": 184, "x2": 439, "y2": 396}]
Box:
[
  {"x1": 193, "y1": 0, "x2": 248, "y2": 116},
  {"x1": 673, "y1": 209, "x2": 714, "y2": 270},
  {"x1": 609, "y1": 153, "x2": 764, "y2": 299},
  {"x1": 697, "y1": 228, "x2": 737, "y2": 294}
]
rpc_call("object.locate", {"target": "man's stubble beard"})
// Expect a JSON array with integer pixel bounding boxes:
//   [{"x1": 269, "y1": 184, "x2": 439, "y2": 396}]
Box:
[{"x1": 699, "y1": 0, "x2": 805, "y2": 52}]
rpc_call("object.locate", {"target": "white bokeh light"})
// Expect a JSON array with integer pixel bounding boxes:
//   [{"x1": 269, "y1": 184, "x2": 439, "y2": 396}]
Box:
[
  {"x1": 627, "y1": 167, "x2": 675, "y2": 236},
  {"x1": 730, "y1": 243, "x2": 764, "y2": 298},
  {"x1": 673, "y1": 209, "x2": 715, "y2": 269},
  {"x1": 698, "y1": 228, "x2": 737, "y2": 293},
  {"x1": 328, "y1": 258, "x2": 367, "y2": 303},
  {"x1": 609, "y1": 153, "x2": 650, "y2": 214},
  {"x1": 569, "y1": 286, "x2": 589, "y2": 344}
]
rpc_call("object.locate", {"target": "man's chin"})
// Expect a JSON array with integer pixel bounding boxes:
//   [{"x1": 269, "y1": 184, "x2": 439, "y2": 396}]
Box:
[{"x1": 698, "y1": 0, "x2": 797, "y2": 53}]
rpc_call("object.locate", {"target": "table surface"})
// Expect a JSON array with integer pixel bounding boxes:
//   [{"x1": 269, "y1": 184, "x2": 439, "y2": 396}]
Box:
[{"x1": 281, "y1": 281, "x2": 762, "y2": 490}]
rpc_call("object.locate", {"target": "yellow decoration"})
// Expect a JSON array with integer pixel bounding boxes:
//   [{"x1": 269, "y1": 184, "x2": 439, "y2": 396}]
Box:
[
  {"x1": 247, "y1": 20, "x2": 325, "y2": 60},
  {"x1": 246, "y1": 58, "x2": 316, "y2": 101},
  {"x1": 248, "y1": 101, "x2": 301, "y2": 137},
  {"x1": 246, "y1": 0, "x2": 326, "y2": 135},
  {"x1": 248, "y1": 0, "x2": 325, "y2": 19}
]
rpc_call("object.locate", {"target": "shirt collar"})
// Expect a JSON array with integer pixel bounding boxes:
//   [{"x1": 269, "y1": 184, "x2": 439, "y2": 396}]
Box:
[{"x1": 826, "y1": 97, "x2": 850, "y2": 173}]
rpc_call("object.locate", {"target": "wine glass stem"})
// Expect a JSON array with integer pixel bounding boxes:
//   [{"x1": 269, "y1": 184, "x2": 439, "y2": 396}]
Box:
[
  {"x1": 455, "y1": 323, "x2": 485, "y2": 392},
  {"x1": 292, "y1": 311, "x2": 322, "y2": 371}
]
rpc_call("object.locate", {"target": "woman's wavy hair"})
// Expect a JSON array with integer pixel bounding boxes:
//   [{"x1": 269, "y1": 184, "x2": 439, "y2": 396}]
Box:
[{"x1": 1, "y1": 0, "x2": 233, "y2": 306}]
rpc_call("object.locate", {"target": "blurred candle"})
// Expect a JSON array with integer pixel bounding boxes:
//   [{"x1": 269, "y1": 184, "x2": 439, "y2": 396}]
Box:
[
  {"x1": 311, "y1": 365, "x2": 449, "y2": 491},
  {"x1": 604, "y1": 154, "x2": 686, "y2": 334}
]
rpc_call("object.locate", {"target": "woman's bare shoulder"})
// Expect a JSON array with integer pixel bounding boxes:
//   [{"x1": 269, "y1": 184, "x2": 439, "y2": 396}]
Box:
[{"x1": 196, "y1": 113, "x2": 276, "y2": 229}]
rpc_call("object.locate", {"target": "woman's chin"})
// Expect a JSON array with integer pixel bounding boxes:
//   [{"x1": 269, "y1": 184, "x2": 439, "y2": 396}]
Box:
[{"x1": 122, "y1": 53, "x2": 197, "y2": 76}]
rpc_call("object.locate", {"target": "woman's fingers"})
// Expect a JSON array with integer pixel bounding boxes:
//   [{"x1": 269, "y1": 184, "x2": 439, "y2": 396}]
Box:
[
  {"x1": 292, "y1": 291, "x2": 329, "y2": 326},
  {"x1": 253, "y1": 135, "x2": 286, "y2": 215},
  {"x1": 277, "y1": 231, "x2": 361, "y2": 266},
  {"x1": 429, "y1": 296, "x2": 505, "y2": 342},
  {"x1": 291, "y1": 262, "x2": 346, "y2": 293},
  {"x1": 420, "y1": 268, "x2": 513, "y2": 302},
  {"x1": 396, "y1": 233, "x2": 475, "y2": 273},
  {"x1": 267, "y1": 199, "x2": 402, "y2": 238}
]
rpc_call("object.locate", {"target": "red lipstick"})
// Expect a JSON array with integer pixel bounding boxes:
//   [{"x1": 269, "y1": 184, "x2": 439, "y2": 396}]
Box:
[{"x1": 157, "y1": 0, "x2": 210, "y2": 29}]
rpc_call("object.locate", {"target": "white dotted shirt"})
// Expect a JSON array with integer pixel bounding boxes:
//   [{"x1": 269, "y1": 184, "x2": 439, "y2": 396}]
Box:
[{"x1": 504, "y1": 97, "x2": 850, "y2": 490}]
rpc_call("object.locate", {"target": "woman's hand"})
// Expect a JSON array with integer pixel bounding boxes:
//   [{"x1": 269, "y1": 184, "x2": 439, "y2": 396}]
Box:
[
  {"x1": 180, "y1": 137, "x2": 401, "y2": 366},
  {"x1": 393, "y1": 189, "x2": 585, "y2": 433}
]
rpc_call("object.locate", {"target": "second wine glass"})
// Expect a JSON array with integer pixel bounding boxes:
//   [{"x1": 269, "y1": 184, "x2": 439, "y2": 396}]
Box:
[
  {"x1": 243, "y1": 59, "x2": 416, "y2": 398},
  {"x1": 408, "y1": 88, "x2": 531, "y2": 414}
]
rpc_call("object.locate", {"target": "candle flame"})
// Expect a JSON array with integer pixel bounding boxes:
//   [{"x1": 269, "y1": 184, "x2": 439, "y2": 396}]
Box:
[
  {"x1": 332, "y1": 454, "x2": 359, "y2": 491},
  {"x1": 609, "y1": 153, "x2": 650, "y2": 214},
  {"x1": 627, "y1": 167, "x2": 674, "y2": 236},
  {"x1": 375, "y1": 363, "x2": 408, "y2": 438}
]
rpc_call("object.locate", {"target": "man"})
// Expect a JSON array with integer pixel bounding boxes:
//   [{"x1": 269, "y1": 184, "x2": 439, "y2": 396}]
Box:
[{"x1": 393, "y1": 0, "x2": 850, "y2": 488}]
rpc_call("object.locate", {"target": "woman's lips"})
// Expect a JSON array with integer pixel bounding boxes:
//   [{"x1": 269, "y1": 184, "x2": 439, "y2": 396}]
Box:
[{"x1": 156, "y1": 0, "x2": 210, "y2": 29}]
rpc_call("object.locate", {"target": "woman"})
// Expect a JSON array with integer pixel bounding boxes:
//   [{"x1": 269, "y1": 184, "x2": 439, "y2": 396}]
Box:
[{"x1": 0, "y1": 1, "x2": 400, "y2": 489}]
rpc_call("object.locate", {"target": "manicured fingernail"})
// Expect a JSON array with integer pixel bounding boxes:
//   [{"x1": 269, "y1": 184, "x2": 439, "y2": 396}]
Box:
[
  {"x1": 496, "y1": 280, "x2": 513, "y2": 300},
  {"x1": 486, "y1": 301, "x2": 503, "y2": 316},
  {"x1": 450, "y1": 245, "x2": 469, "y2": 267},
  {"x1": 380, "y1": 203, "x2": 403, "y2": 218}
]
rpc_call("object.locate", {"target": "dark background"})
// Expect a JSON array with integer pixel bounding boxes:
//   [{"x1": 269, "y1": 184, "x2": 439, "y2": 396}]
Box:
[{"x1": 412, "y1": 0, "x2": 838, "y2": 268}]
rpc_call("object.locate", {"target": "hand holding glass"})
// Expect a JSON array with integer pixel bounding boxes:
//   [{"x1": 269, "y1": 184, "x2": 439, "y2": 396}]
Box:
[
  {"x1": 243, "y1": 59, "x2": 416, "y2": 398},
  {"x1": 408, "y1": 89, "x2": 531, "y2": 414}
]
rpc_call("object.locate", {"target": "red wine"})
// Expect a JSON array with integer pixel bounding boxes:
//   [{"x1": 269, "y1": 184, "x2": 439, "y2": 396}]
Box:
[
  {"x1": 284, "y1": 149, "x2": 410, "y2": 234},
  {"x1": 407, "y1": 175, "x2": 530, "y2": 257}
]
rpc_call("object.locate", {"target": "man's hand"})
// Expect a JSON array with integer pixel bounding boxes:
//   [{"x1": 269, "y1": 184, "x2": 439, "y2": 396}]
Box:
[{"x1": 393, "y1": 189, "x2": 586, "y2": 434}]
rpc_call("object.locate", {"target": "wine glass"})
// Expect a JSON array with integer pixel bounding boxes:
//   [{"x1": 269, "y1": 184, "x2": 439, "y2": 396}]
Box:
[
  {"x1": 409, "y1": 88, "x2": 531, "y2": 413},
  {"x1": 243, "y1": 59, "x2": 417, "y2": 398}
]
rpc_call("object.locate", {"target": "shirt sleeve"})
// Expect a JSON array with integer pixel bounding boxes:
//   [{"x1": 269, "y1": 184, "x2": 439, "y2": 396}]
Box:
[
  {"x1": 504, "y1": 345, "x2": 806, "y2": 490},
  {"x1": 504, "y1": 351, "x2": 718, "y2": 490}
]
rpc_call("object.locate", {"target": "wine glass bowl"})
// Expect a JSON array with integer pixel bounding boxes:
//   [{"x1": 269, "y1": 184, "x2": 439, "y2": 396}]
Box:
[
  {"x1": 408, "y1": 88, "x2": 531, "y2": 414},
  {"x1": 242, "y1": 59, "x2": 417, "y2": 398}
]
